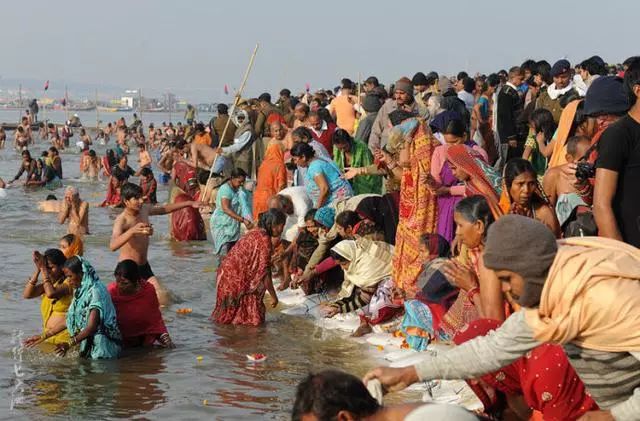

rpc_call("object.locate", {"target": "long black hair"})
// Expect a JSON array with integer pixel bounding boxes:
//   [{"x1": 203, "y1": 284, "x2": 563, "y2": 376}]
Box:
[
  {"x1": 63, "y1": 255, "x2": 83, "y2": 275},
  {"x1": 529, "y1": 108, "x2": 557, "y2": 142},
  {"x1": 114, "y1": 259, "x2": 140, "y2": 281},
  {"x1": 258, "y1": 208, "x2": 287, "y2": 237}
]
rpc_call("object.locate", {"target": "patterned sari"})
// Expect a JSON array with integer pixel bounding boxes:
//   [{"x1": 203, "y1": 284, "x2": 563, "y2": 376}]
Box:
[
  {"x1": 211, "y1": 229, "x2": 272, "y2": 326},
  {"x1": 392, "y1": 120, "x2": 438, "y2": 295}
]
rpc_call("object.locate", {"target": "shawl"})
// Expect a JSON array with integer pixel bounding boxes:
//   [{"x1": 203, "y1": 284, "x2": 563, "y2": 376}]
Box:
[
  {"x1": 253, "y1": 141, "x2": 286, "y2": 220},
  {"x1": 446, "y1": 144, "x2": 503, "y2": 219},
  {"x1": 66, "y1": 257, "x2": 121, "y2": 359},
  {"x1": 546, "y1": 81, "x2": 575, "y2": 100},
  {"x1": 108, "y1": 281, "x2": 167, "y2": 346},
  {"x1": 333, "y1": 140, "x2": 382, "y2": 195},
  {"x1": 332, "y1": 238, "x2": 394, "y2": 298},
  {"x1": 355, "y1": 193, "x2": 400, "y2": 245},
  {"x1": 63, "y1": 235, "x2": 84, "y2": 258},
  {"x1": 524, "y1": 237, "x2": 640, "y2": 352},
  {"x1": 548, "y1": 100, "x2": 581, "y2": 168}
]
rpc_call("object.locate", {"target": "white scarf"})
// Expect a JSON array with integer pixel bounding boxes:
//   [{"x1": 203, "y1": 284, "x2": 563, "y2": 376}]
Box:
[{"x1": 547, "y1": 81, "x2": 574, "y2": 100}]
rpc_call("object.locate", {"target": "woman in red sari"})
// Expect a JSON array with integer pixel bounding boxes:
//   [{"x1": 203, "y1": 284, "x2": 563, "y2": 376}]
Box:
[
  {"x1": 108, "y1": 259, "x2": 173, "y2": 348},
  {"x1": 211, "y1": 209, "x2": 287, "y2": 326}
]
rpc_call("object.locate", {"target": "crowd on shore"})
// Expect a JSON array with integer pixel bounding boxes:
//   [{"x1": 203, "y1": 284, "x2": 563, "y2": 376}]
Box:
[{"x1": 1, "y1": 54, "x2": 640, "y2": 420}]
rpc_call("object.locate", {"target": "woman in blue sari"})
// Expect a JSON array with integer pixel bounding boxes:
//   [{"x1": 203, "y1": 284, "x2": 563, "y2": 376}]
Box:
[
  {"x1": 210, "y1": 168, "x2": 252, "y2": 256},
  {"x1": 55, "y1": 256, "x2": 121, "y2": 359}
]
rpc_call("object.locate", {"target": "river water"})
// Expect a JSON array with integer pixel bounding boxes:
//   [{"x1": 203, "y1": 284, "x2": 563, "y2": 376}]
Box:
[{"x1": 0, "y1": 137, "x2": 414, "y2": 419}]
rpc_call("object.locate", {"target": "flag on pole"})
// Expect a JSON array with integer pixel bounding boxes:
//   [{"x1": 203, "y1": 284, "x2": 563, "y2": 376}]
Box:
[
  {"x1": 44, "y1": 80, "x2": 49, "y2": 91},
  {"x1": 224, "y1": 84, "x2": 229, "y2": 95},
  {"x1": 305, "y1": 83, "x2": 310, "y2": 92}
]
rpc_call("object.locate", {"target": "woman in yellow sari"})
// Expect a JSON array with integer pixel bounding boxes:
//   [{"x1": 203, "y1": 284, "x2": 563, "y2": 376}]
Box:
[
  {"x1": 59, "y1": 233, "x2": 84, "y2": 258},
  {"x1": 390, "y1": 118, "x2": 438, "y2": 296},
  {"x1": 22, "y1": 249, "x2": 73, "y2": 347}
]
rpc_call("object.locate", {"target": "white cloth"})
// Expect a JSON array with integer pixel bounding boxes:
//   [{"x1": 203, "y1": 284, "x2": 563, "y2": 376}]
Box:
[
  {"x1": 405, "y1": 404, "x2": 479, "y2": 420},
  {"x1": 278, "y1": 186, "x2": 312, "y2": 242},
  {"x1": 457, "y1": 91, "x2": 475, "y2": 111},
  {"x1": 546, "y1": 81, "x2": 575, "y2": 100}
]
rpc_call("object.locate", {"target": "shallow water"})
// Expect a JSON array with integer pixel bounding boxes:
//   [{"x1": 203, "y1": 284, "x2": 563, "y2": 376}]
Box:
[{"x1": 0, "y1": 141, "x2": 410, "y2": 419}]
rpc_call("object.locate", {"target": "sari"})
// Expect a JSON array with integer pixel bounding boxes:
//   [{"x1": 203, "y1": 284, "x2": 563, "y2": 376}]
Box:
[
  {"x1": 211, "y1": 229, "x2": 272, "y2": 326},
  {"x1": 446, "y1": 144, "x2": 503, "y2": 219},
  {"x1": 253, "y1": 141, "x2": 286, "y2": 220},
  {"x1": 454, "y1": 319, "x2": 598, "y2": 420},
  {"x1": 355, "y1": 193, "x2": 400, "y2": 245},
  {"x1": 40, "y1": 278, "x2": 73, "y2": 344},
  {"x1": 210, "y1": 182, "x2": 242, "y2": 255},
  {"x1": 333, "y1": 140, "x2": 382, "y2": 195},
  {"x1": 66, "y1": 257, "x2": 121, "y2": 359},
  {"x1": 392, "y1": 120, "x2": 438, "y2": 295},
  {"x1": 63, "y1": 235, "x2": 84, "y2": 258},
  {"x1": 548, "y1": 100, "x2": 581, "y2": 168},
  {"x1": 101, "y1": 176, "x2": 122, "y2": 207},
  {"x1": 108, "y1": 281, "x2": 168, "y2": 347}
]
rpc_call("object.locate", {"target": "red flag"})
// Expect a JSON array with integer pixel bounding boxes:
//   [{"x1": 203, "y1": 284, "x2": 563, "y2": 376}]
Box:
[
  {"x1": 44, "y1": 80, "x2": 49, "y2": 91},
  {"x1": 224, "y1": 84, "x2": 229, "y2": 95}
]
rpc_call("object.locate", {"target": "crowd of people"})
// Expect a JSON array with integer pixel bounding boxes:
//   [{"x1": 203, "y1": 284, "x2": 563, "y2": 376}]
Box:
[{"x1": 2, "y1": 54, "x2": 640, "y2": 420}]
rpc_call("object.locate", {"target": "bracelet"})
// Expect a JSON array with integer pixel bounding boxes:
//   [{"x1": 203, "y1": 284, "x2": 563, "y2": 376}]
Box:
[
  {"x1": 28, "y1": 278, "x2": 38, "y2": 286},
  {"x1": 467, "y1": 286, "x2": 480, "y2": 304}
]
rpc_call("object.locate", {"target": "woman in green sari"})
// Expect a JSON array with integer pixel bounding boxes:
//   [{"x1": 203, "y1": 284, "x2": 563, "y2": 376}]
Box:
[
  {"x1": 332, "y1": 129, "x2": 382, "y2": 195},
  {"x1": 55, "y1": 256, "x2": 121, "y2": 359}
]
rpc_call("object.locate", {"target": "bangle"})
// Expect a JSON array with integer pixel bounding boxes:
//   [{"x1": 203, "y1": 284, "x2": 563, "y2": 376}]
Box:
[
  {"x1": 28, "y1": 278, "x2": 37, "y2": 286},
  {"x1": 467, "y1": 287, "x2": 480, "y2": 304}
]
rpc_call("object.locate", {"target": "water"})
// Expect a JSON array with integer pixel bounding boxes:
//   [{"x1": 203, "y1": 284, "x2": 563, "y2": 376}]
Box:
[
  {"x1": 0, "y1": 109, "x2": 215, "y2": 127},
  {"x1": 0, "y1": 141, "x2": 406, "y2": 419}
]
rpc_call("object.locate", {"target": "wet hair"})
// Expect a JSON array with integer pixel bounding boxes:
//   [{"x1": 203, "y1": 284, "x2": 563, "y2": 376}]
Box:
[
  {"x1": 44, "y1": 248, "x2": 67, "y2": 267},
  {"x1": 114, "y1": 259, "x2": 140, "y2": 281},
  {"x1": 89, "y1": 149, "x2": 96, "y2": 157},
  {"x1": 624, "y1": 57, "x2": 640, "y2": 104},
  {"x1": 291, "y1": 370, "x2": 380, "y2": 421},
  {"x1": 61, "y1": 233, "x2": 76, "y2": 247},
  {"x1": 290, "y1": 142, "x2": 315, "y2": 160},
  {"x1": 529, "y1": 108, "x2": 557, "y2": 141},
  {"x1": 140, "y1": 167, "x2": 153, "y2": 177},
  {"x1": 258, "y1": 208, "x2": 286, "y2": 237},
  {"x1": 455, "y1": 195, "x2": 495, "y2": 238},
  {"x1": 504, "y1": 158, "x2": 536, "y2": 190},
  {"x1": 566, "y1": 135, "x2": 590, "y2": 158},
  {"x1": 304, "y1": 209, "x2": 317, "y2": 222},
  {"x1": 443, "y1": 118, "x2": 467, "y2": 137},
  {"x1": 332, "y1": 129, "x2": 353, "y2": 145},
  {"x1": 63, "y1": 255, "x2": 83, "y2": 275},
  {"x1": 46, "y1": 194, "x2": 57, "y2": 200},
  {"x1": 463, "y1": 77, "x2": 475, "y2": 93},
  {"x1": 335, "y1": 210, "x2": 361, "y2": 229},
  {"x1": 121, "y1": 182, "x2": 143, "y2": 200},
  {"x1": 292, "y1": 126, "x2": 313, "y2": 142}
]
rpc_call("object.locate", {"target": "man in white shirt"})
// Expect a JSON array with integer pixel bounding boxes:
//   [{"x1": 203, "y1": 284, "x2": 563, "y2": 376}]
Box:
[{"x1": 269, "y1": 186, "x2": 312, "y2": 243}]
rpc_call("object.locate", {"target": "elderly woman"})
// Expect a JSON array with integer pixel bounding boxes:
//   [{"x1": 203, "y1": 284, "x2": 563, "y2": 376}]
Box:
[
  {"x1": 211, "y1": 209, "x2": 287, "y2": 326},
  {"x1": 290, "y1": 142, "x2": 353, "y2": 210},
  {"x1": 55, "y1": 256, "x2": 121, "y2": 359},
  {"x1": 108, "y1": 260, "x2": 172, "y2": 348},
  {"x1": 210, "y1": 168, "x2": 252, "y2": 255},
  {"x1": 22, "y1": 249, "x2": 73, "y2": 347},
  {"x1": 332, "y1": 129, "x2": 382, "y2": 195}
]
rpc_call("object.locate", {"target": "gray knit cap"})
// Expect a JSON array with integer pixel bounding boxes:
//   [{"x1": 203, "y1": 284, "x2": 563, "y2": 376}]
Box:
[{"x1": 483, "y1": 215, "x2": 558, "y2": 308}]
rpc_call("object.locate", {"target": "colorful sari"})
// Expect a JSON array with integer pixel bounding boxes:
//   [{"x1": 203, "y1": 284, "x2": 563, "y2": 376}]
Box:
[
  {"x1": 108, "y1": 281, "x2": 168, "y2": 348},
  {"x1": 253, "y1": 141, "x2": 286, "y2": 220},
  {"x1": 66, "y1": 257, "x2": 121, "y2": 359},
  {"x1": 453, "y1": 319, "x2": 598, "y2": 420},
  {"x1": 333, "y1": 140, "x2": 382, "y2": 195},
  {"x1": 211, "y1": 229, "x2": 272, "y2": 326},
  {"x1": 62, "y1": 235, "x2": 84, "y2": 258},
  {"x1": 392, "y1": 120, "x2": 438, "y2": 295},
  {"x1": 304, "y1": 158, "x2": 353, "y2": 210},
  {"x1": 210, "y1": 182, "x2": 242, "y2": 255},
  {"x1": 40, "y1": 278, "x2": 73, "y2": 344},
  {"x1": 446, "y1": 144, "x2": 503, "y2": 219},
  {"x1": 355, "y1": 193, "x2": 400, "y2": 245},
  {"x1": 548, "y1": 100, "x2": 581, "y2": 168}
]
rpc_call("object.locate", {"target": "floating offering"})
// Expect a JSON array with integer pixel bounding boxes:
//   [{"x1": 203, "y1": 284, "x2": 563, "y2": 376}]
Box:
[
  {"x1": 376, "y1": 345, "x2": 385, "y2": 351},
  {"x1": 246, "y1": 353, "x2": 267, "y2": 362},
  {"x1": 177, "y1": 308, "x2": 193, "y2": 314},
  {"x1": 196, "y1": 356, "x2": 203, "y2": 361}
]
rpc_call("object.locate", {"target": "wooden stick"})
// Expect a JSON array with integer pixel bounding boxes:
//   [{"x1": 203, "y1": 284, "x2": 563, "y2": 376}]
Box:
[{"x1": 204, "y1": 44, "x2": 259, "y2": 194}]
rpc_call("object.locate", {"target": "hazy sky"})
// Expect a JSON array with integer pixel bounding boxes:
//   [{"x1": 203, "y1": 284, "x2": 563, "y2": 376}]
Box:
[{"x1": 0, "y1": 0, "x2": 635, "y2": 101}]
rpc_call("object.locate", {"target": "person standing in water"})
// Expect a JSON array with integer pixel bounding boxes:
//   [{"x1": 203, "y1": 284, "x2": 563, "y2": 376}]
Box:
[
  {"x1": 110, "y1": 183, "x2": 203, "y2": 306},
  {"x1": 58, "y1": 186, "x2": 90, "y2": 236}
]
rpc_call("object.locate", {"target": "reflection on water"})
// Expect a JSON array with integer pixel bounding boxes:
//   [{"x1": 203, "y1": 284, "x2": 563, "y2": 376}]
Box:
[{"x1": 0, "y1": 142, "x2": 417, "y2": 420}]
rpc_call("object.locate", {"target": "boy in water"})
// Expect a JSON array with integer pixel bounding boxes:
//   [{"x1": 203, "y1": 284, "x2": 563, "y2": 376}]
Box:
[{"x1": 110, "y1": 182, "x2": 203, "y2": 305}]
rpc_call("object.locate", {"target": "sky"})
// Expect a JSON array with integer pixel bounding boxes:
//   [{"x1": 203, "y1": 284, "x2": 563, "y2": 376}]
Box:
[{"x1": 0, "y1": 0, "x2": 635, "y2": 102}]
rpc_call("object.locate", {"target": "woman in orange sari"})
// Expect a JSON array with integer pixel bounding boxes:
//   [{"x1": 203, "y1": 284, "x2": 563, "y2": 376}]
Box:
[
  {"x1": 391, "y1": 118, "x2": 438, "y2": 296},
  {"x1": 59, "y1": 233, "x2": 84, "y2": 258},
  {"x1": 253, "y1": 141, "x2": 286, "y2": 220}
]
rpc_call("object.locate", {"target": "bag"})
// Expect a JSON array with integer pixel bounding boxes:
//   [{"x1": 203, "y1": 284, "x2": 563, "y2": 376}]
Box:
[{"x1": 562, "y1": 205, "x2": 597, "y2": 238}]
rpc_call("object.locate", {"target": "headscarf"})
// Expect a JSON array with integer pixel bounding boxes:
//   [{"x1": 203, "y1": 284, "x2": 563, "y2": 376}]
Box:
[
  {"x1": 429, "y1": 110, "x2": 461, "y2": 133},
  {"x1": 446, "y1": 144, "x2": 503, "y2": 219},
  {"x1": 386, "y1": 117, "x2": 420, "y2": 154},
  {"x1": 548, "y1": 100, "x2": 582, "y2": 168},
  {"x1": 66, "y1": 257, "x2": 121, "y2": 358},
  {"x1": 524, "y1": 236, "x2": 640, "y2": 352},
  {"x1": 355, "y1": 193, "x2": 399, "y2": 245},
  {"x1": 314, "y1": 206, "x2": 335, "y2": 229},
  {"x1": 63, "y1": 235, "x2": 84, "y2": 258},
  {"x1": 331, "y1": 238, "x2": 393, "y2": 297}
]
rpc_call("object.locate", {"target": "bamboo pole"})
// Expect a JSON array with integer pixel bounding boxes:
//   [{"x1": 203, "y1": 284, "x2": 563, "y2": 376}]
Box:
[
  {"x1": 95, "y1": 88, "x2": 99, "y2": 130},
  {"x1": 18, "y1": 84, "x2": 22, "y2": 122},
  {"x1": 64, "y1": 85, "x2": 69, "y2": 122},
  {"x1": 203, "y1": 43, "x2": 259, "y2": 195}
]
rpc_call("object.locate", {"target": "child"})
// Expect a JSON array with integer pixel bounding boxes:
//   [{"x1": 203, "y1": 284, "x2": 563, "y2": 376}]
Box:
[{"x1": 139, "y1": 167, "x2": 158, "y2": 204}]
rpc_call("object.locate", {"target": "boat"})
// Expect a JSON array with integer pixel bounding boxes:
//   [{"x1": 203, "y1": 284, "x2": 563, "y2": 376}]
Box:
[
  {"x1": 97, "y1": 106, "x2": 118, "y2": 112},
  {"x1": 116, "y1": 106, "x2": 133, "y2": 112}
]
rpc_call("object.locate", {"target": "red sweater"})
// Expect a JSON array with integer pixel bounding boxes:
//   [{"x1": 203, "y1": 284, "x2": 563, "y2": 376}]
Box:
[{"x1": 311, "y1": 122, "x2": 336, "y2": 156}]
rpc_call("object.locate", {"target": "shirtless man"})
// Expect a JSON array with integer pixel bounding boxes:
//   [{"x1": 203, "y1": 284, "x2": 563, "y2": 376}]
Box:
[
  {"x1": 542, "y1": 135, "x2": 591, "y2": 207},
  {"x1": 58, "y1": 186, "x2": 90, "y2": 236},
  {"x1": 110, "y1": 182, "x2": 203, "y2": 306},
  {"x1": 14, "y1": 127, "x2": 29, "y2": 150}
]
